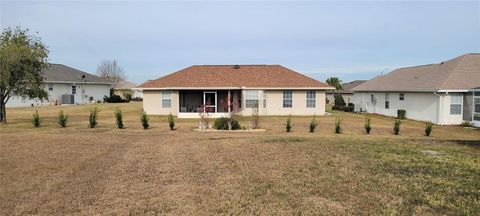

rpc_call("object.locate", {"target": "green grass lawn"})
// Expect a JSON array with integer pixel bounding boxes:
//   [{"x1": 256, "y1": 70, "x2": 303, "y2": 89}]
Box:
[{"x1": 0, "y1": 102, "x2": 479, "y2": 215}]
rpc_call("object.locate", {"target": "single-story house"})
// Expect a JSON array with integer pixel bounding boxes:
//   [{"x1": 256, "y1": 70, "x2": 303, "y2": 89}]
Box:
[
  {"x1": 352, "y1": 53, "x2": 480, "y2": 126},
  {"x1": 114, "y1": 79, "x2": 143, "y2": 99},
  {"x1": 136, "y1": 65, "x2": 333, "y2": 118},
  {"x1": 7, "y1": 64, "x2": 113, "y2": 107},
  {"x1": 326, "y1": 80, "x2": 366, "y2": 104}
]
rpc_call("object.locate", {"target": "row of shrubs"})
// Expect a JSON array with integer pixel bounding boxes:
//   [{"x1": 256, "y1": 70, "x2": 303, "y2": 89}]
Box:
[
  {"x1": 31, "y1": 109, "x2": 434, "y2": 136},
  {"x1": 284, "y1": 115, "x2": 434, "y2": 136},
  {"x1": 31, "y1": 107, "x2": 174, "y2": 130}
]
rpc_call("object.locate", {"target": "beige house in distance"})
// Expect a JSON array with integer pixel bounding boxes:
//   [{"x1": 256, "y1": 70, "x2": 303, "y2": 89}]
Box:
[
  {"x1": 353, "y1": 53, "x2": 480, "y2": 126},
  {"x1": 326, "y1": 80, "x2": 366, "y2": 104},
  {"x1": 137, "y1": 65, "x2": 333, "y2": 118}
]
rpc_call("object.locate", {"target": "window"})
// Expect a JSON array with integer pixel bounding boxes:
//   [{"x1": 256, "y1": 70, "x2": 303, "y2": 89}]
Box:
[
  {"x1": 71, "y1": 85, "x2": 76, "y2": 94},
  {"x1": 450, "y1": 94, "x2": 462, "y2": 115},
  {"x1": 245, "y1": 90, "x2": 259, "y2": 108},
  {"x1": 306, "y1": 90, "x2": 316, "y2": 108},
  {"x1": 262, "y1": 91, "x2": 267, "y2": 108},
  {"x1": 370, "y1": 94, "x2": 374, "y2": 103},
  {"x1": 162, "y1": 90, "x2": 171, "y2": 108},
  {"x1": 283, "y1": 90, "x2": 292, "y2": 108},
  {"x1": 385, "y1": 93, "x2": 390, "y2": 109},
  {"x1": 399, "y1": 93, "x2": 405, "y2": 101},
  {"x1": 475, "y1": 97, "x2": 480, "y2": 113},
  {"x1": 48, "y1": 83, "x2": 53, "y2": 91}
]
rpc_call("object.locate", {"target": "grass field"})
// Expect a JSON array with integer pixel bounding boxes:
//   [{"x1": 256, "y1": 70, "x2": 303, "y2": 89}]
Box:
[{"x1": 1, "y1": 102, "x2": 479, "y2": 215}]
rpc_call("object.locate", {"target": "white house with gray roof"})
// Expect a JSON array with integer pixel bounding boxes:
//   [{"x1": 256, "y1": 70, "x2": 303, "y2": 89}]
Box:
[
  {"x1": 7, "y1": 64, "x2": 113, "y2": 107},
  {"x1": 352, "y1": 53, "x2": 480, "y2": 126}
]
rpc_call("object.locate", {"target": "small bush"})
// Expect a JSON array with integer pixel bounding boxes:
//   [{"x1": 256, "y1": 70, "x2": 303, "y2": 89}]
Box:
[
  {"x1": 309, "y1": 115, "x2": 318, "y2": 133},
  {"x1": 57, "y1": 110, "x2": 68, "y2": 128},
  {"x1": 140, "y1": 112, "x2": 149, "y2": 129},
  {"x1": 393, "y1": 119, "x2": 401, "y2": 135},
  {"x1": 114, "y1": 107, "x2": 124, "y2": 129},
  {"x1": 461, "y1": 121, "x2": 474, "y2": 127},
  {"x1": 397, "y1": 109, "x2": 406, "y2": 119},
  {"x1": 32, "y1": 110, "x2": 41, "y2": 127},
  {"x1": 335, "y1": 117, "x2": 342, "y2": 134},
  {"x1": 425, "y1": 121, "x2": 433, "y2": 136},
  {"x1": 334, "y1": 94, "x2": 346, "y2": 106},
  {"x1": 89, "y1": 107, "x2": 100, "y2": 128},
  {"x1": 168, "y1": 113, "x2": 175, "y2": 130},
  {"x1": 364, "y1": 116, "x2": 372, "y2": 134},
  {"x1": 285, "y1": 115, "x2": 293, "y2": 132},
  {"x1": 103, "y1": 94, "x2": 125, "y2": 103},
  {"x1": 213, "y1": 117, "x2": 240, "y2": 130}
]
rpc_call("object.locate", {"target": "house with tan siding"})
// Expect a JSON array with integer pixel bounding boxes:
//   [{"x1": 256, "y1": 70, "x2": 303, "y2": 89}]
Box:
[
  {"x1": 352, "y1": 53, "x2": 480, "y2": 126},
  {"x1": 136, "y1": 65, "x2": 333, "y2": 118}
]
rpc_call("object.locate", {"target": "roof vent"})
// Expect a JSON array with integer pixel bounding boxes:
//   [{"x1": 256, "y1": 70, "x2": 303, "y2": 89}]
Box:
[{"x1": 233, "y1": 65, "x2": 240, "y2": 69}]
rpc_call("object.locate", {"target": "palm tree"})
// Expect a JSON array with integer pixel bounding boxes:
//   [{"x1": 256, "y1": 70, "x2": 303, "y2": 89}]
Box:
[{"x1": 326, "y1": 77, "x2": 343, "y2": 92}]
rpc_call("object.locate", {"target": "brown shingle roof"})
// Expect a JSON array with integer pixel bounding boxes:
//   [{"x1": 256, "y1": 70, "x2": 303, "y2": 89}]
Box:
[
  {"x1": 353, "y1": 53, "x2": 480, "y2": 92},
  {"x1": 138, "y1": 65, "x2": 332, "y2": 89},
  {"x1": 337, "y1": 80, "x2": 367, "y2": 94}
]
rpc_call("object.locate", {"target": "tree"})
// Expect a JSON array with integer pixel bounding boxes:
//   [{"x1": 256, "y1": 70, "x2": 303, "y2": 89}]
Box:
[
  {"x1": 96, "y1": 60, "x2": 125, "y2": 87},
  {"x1": 0, "y1": 27, "x2": 49, "y2": 123},
  {"x1": 326, "y1": 77, "x2": 343, "y2": 91}
]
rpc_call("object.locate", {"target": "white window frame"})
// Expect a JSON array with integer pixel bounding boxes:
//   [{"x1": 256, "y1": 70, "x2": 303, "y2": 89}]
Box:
[
  {"x1": 399, "y1": 93, "x2": 405, "y2": 101},
  {"x1": 450, "y1": 94, "x2": 462, "y2": 115},
  {"x1": 283, "y1": 90, "x2": 292, "y2": 108},
  {"x1": 48, "y1": 83, "x2": 53, "y2": 91},
  {"x1": 262, "y1": 91, "x2": 267, "y2": 108},
  {"x1": 71, "y1": 85, "x2": 76, "y2": 95},
  {"x1": 385, "y1": 93, "x2": 390, "y2": 109},
  {"x1": 306, "y1": 90, "x2": 316, "y2": 108},
  {"x1": 245, "y1": 90, "x2": 259, "y2": 108},
  {"x1": 162, "y1": 90, "x2": 172, "y2": 108}
]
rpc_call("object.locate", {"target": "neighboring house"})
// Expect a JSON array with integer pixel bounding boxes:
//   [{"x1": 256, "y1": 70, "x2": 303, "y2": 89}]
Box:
[
  {"x1": 114, "y1": 79, "x2": 143, "y2": 99},
  {"x1": 136, "y1": 65, "x2": 333, "y2": 118},
  {"x1": 326, "y1": 80, "x2": 366, "y2": 104},
  {"x1": 7, "y1": 64, "x2": 112, "y2": 108},
  {"x1": 352, "y1": 53, "x2": 480, "y2": 126}
]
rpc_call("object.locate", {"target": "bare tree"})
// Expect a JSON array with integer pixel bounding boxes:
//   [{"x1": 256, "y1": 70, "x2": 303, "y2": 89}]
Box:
[{"x1": 96, "y1": 60, "x2": 125, "y2": 86}]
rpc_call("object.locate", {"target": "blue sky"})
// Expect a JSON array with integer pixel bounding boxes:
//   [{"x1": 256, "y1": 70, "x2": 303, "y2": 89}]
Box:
[{"x1": 1, "y1": 1, "x2": 479, "y2": 84}]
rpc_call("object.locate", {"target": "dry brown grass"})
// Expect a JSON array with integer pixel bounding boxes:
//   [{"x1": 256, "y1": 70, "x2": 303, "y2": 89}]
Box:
[{"x1": 1, "y1": 102, "x2": 479, "y2": 215}]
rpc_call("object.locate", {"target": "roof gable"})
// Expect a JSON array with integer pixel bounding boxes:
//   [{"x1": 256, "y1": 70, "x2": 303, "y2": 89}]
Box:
[
  {"x1": 353, "y1": 54, "x2": 480, "y2": 92},
  {"x1": 138, "y1": 65, "x2": 331, "y2": 89}
]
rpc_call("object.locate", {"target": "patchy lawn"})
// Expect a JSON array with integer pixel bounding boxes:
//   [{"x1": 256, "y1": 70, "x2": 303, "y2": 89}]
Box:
[{"x1": 0, "y1": 102, "x2": 479, "y2": 215}]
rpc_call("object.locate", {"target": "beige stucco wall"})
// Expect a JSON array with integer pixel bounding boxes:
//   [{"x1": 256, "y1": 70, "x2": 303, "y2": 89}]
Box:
[
  {"x1": 143, "y1": 90, "x2": 179, "y2": 115},
  {"x1": 143, "y1": 89, "x2": 327, "y2": 117},
  {"x1": 239, "y1": 90, "x2": 326, "y2": 116},
  {"x1": 440, "y1": 93, "x2": 464, "y2": 125}
]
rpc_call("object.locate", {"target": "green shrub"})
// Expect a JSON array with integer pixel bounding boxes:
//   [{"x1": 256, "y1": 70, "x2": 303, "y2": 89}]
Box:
[
  {"x1": 114, "y1": 107, "x2": 123, "y2": 129},
  {"x1": 285, "y1": 115, "x2": 293, "y2": 132},
  {"x1": 309, "y1": 115, "x2": 318, "y2": 133},
  {"x1": 397, "y1": 109, "x2": 406, "y2": 119},
  {"x1": 32, "y1": 110, "x2": 41, "y2": 127},
  {"x1": 140, "y1": 112, "x2": 149, "y2": 129},
  {"x1": 393, "y1": 119, "x2": 401, "y2": 135},
  {"x1": 461, "y1": 121, "x2": 474, "y2": 127},
  {"x1": 57, "y1": 110, "x2": 68, "y2": 128},
  {"x1": 213, "y1": 117, "x2": 240, "y2": 130},
  {"x1": 334, "y1": 94, "x2": 346, "y2": 106},
  {"x1": 364, "y1": 116, "x2": 372, "y2": 134},
  {"x1": 168, "y1": 113, "x2": 175, "y2": 130},
  {"x1": 335, "y1": 117, "x2": 342, "y2": 134},
  {"x1": 89, "y1": 107, "x2": 100, "y2": 128},
  {"x1": 425, "y1": 121, "x2": 433, "y2": 136}
]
